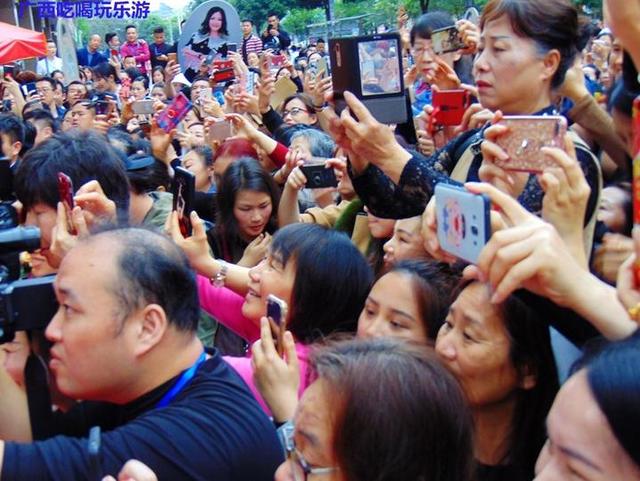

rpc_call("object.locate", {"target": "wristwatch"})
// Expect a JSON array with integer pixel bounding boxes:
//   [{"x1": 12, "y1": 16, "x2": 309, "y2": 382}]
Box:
[{"x1": 210, "y1": 261, "x2": 228, "y2": 288}]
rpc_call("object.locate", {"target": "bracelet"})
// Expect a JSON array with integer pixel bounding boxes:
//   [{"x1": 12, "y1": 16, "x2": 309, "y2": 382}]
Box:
[
  {"x1": 312, "y1": 101, "x2": 329, "y2": 111},
  {"x1": 628, "y1": 303, "x2": 640, "y2": 322},
  {"x1": 210, "y1": 261, "x2": 228, "y2": 288}
]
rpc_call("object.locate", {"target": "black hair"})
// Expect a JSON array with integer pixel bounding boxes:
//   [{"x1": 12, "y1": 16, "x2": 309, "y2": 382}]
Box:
[
  {"x1": 53, "y1": 79, "x2": 64, "y2": 91},
  {"x1": 132, "y1": 75, "x2": 149, "y2": 90},
  {"x1": 609, "y1": 78, "x2": 638, "y2": 118},
  {"x1": 124, "y1": 67, "x2": 142, "y2": 81},
  {"x1": 21, "y1": 120, "x2": 36, "y2": 156},
  {"x1": 105, "y1": 32, "x2": 117, "y2": 44},
  {"x1": 585, "y1": 331, "x2": 640, "y2": 468},
  {"x1": 267, "y1": 12, "x2": 279, "y2": 19},
  {"x1": 271, "y1": 224, "x2": 373, "y2": 343},
  {"x1": 0, "y1": 113, "x2": 26, "y2": 146},
  {"x1": 241, "y1": 19, "x2": 253, "y2": 25},
  {"x1": 14, "y1": 130, "x2": 130, "y2": 224},
  {"x1": 190, "y1": 145, "x2": 214, "y2": 167},
  {"x1": 215, "y1": 157, "x2": 280, "y2": 262},
  {"x1": 90, "y1": 228, "x2": 200, "y2": 332},
  {"x1": 50, "y1": 70, "x2": 64, "y2": 80},
  {"x1": 35, "y1": 76, "x2": 56, "y2": 90},
  {"x1": 389, "y1": 260, "x2": 462, "y2": 341},
  {"x1": 107, "y1": 127, "x2": 136, "y2": 156},
  {"x1": 153, "y1": 26, "x2": 164, "y2": 34},
  {"x1": 23, "y1": 108, "x2": 58, "y2": 134},
  {"x1": 199, "y1": 7, "x2": 229, "y2": 37},
  {"x1": 191, "y1": 75, "x2": 210, "y2": 86},
  {"x1": 410, "y1": 11, "x2": 455, "y2": 45},
  {"x1": 92, "y1": 61, "x2": 116, "y2": 81},
  {"x1": 126, "y1": 154, "x2": 171, "y2": 195},
  {"x1": 125, "y1": 25, "x2": 136, "y2": 32},
  {"x1": 583, "y1": 63, "x2": 601, "y2": 81},
  {"x1": 316, "y1": 37, "x2": 325, "y2": 44}
]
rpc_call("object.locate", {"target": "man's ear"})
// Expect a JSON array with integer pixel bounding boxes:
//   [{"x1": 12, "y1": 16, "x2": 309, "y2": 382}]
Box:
[
  {"x1": 132, "y1": 304, "x2": 168, "y2": 357},
  {"x1": 11, "y1": 141, "x2": 22, "y2": 159}
]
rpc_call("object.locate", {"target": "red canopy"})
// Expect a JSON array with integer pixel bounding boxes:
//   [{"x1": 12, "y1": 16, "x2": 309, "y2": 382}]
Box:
[{"x1": 0, "y1": 22, "x2": 47, "y2": 64}]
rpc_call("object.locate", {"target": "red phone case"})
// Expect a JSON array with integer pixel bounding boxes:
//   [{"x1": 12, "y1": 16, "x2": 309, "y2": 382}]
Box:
[
  {"x1": 57, "y1": 172, "x2": 77, "y2": 235},
  {"x1": 430, "y1": 89, "x2": 471, "y2": 132},
  {"x1": 157, "y1": 92, "x2": 193, "y2": 133}
]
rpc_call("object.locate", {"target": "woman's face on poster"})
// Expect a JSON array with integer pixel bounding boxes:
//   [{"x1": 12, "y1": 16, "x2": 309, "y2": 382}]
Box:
[{"x1": 209, "y1": 11, "x2": 224, "y2": 35}]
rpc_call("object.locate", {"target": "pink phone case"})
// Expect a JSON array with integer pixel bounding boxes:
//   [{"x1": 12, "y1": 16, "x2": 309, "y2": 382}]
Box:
[{"x1": 494, "y1": 116, "x2": 567, "y2": 173}]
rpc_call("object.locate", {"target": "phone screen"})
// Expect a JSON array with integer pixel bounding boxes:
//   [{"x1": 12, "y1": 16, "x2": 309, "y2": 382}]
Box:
[
  {"x1": 431, "y1": 26, "x2": 465, "y2": 55},
  {"x1": 357, "y1": 38, "x2": 401, "y2": 96},
  {"x1": 172, "y1": 167, "x2": 195, "y2": 236}
]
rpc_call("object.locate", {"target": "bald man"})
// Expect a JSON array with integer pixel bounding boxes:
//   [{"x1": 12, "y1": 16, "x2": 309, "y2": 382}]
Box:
[{"x1": 77, "y1": 34, "x2": 108, "y2": 67}]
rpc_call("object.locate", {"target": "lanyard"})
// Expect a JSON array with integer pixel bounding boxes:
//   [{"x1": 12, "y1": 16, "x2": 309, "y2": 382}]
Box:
[{"x1": 155, "y1": 352, "x2": 206, "y2": 408}]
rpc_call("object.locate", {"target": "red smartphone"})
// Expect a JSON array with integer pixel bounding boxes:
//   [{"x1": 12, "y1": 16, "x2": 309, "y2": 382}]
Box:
[
  {"x1": 430, "y1": 89, "x2": 471, "y2": 131},
  {"x1": 110, "y1": 49, "x2": 118, "y2": 57},
  {"x1": 212, "y1": 60, "x2": 235, "y2": 83},
  {"x1": 493, "y1": 116, "x2": 567, "y2": 173},
  {"x1": 172, "y1": 166, "x2": 196, "y2": 236},
  {"x1": 57, "y1": 172, "x2": 77, "y2": 234},
  {"x1": 267, "y1": 294, "x2": 288, "y2": 357},
  {"x1": 157, "y1": 92, "x2": 193, "y2": 133}
]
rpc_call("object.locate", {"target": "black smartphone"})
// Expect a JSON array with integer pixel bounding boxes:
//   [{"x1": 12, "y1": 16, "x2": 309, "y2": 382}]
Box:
[
  {"x1": 172, "y1": 167, "x2": 196, "y2": 237},
  {"x1": 94, "y1": 100, "x2": 113, "y2": 116},
  {"x1": 300, "y1": 162, "x2": 338, "y2": 189}
]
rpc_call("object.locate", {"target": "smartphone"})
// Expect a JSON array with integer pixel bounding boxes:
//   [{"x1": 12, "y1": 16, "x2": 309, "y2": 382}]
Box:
[
  {"x1": 245, "y1": 71, "x2": 257, "y2": 95},
  {"x1": 267, "y1": 294, "x2": 288, "y2": 357},
  {"x1": 132, "y1": 99, "x2": 155, "y2": 115},
  {"x1": 316, "y1": 56, "x2": 328, "y2": 79},
  {"x1": 207, "y1": 119, "x2": 233, "y2": 143},
  {"x1": 494, "y1": 116, "x2": 567, "y2": 173},
  {"x1": 430, "y1": 89, "x2": 471, "y2": 128},
  {"x1": 300, "y1": 161, "x2": 338, "y2": 189},
  {"x1": 435, "y1": 183, "x2": 490, "y2": 264},
  {"x1": 21, "y1": 82, "x2": 37, "y2": 98},
  {"x1": 157, "y1": 92, "x2": 193, "y2": 133},
  {"x1": 94, "y1": 100, "x2": 113, "y2": 116},
  {"x1": 139, "y1": 120, "x2": 151, "y2": 135},
  {"x1": 198, "y1": 87, "x2": 213, "y2": 104},
  {"x1": 110, "y1": 49, "x2": 118, "y2": 57},
  {"x1": 172, "y1": 167, "x2": 196, "y2": 237},
  {"x1": 271, "y1": 54, "x2": 286, "y2": 69},
  {"x1": 167, "y1": 52, "x2": 177, "y2": 63},
  {"x1": 57, "y1": 172, "x2": 76, "y2": 234},
  {"x1": 431, "y1": 26, "x2": 466, "y2": 55},
  {"x1": 3, "y1": 65, "x2": 13, "y2": 78}
]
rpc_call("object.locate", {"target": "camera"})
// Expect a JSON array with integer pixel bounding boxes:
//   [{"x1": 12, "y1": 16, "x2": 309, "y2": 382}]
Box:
[
  {"x1": 299, "y1": 163, "x2": 338, "y2": 189},
  {"x1": 0, "y1": 207, "x2": 57, "y2": 344}
]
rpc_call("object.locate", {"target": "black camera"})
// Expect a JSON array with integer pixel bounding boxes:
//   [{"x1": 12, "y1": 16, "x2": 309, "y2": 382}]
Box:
[
  {"x1": 299, "y1": 163, "x2": 338, "y2": 189},
  {"x1": 0, "y1": 218, "x2": 57, "y2": 344}
]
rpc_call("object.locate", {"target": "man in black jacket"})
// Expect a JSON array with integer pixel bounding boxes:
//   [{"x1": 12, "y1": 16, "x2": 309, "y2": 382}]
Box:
[
  {"x1": 261, "y1": 12, "x2": 291, "y2": 53},
  {"x1": 0, "y1": 228, "x2": 283, "y2": 480}
]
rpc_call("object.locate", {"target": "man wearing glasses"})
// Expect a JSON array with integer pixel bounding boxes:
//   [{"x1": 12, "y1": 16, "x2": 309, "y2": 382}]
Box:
[{"x1": 35, "y1": 77, "x2": 66, "y2": 119}]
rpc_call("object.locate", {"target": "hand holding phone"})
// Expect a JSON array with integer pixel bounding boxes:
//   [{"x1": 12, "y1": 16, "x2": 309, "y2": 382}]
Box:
[
  {"x1": 157, "y1": 92, "x2": 193, "y2": 133},
  {"x1": 493, "y1": 116, "x2": 567, "y2": 172},
  {"x1": 57, "y1": 172, "x2": 77, "y2": 235},
  {"x1": 132, "y1": 99, "x2": 155, "y2": 115},
  {"x1": 429, "y1": 89, "x2": 472, "y2": 133},
  {"x1": 431, "y1": 26, "x2": 466, "y2": 55},
  {"x1": 435, "y1": 183, "x2": 490, "y2": 263},
  {"x1": 299, "y1": 161, "x2": 338, "y2": 189},
  {"x1": 172, "y1": 167, "x2": 196, "y2": 236},
  {"x1": 267, "y1": 294, "x2": 288, "y2": 357}
]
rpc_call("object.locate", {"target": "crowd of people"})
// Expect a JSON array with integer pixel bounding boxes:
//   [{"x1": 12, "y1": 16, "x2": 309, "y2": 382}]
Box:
[{"x1": 1, "y1": 0, "x2": 640, "y2": 479}]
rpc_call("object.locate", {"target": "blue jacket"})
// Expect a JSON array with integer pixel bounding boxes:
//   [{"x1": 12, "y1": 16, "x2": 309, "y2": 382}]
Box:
[{"x1": 76, "y1": 47, "x2": 108, "y2": 67}]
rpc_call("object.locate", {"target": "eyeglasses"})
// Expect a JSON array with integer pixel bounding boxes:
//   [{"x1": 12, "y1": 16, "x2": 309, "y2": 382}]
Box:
[
  {"x1": 36, "y1": 87, "x2": 52, "y2": 93},
  {"x1": 282, "y1": 107, "x2": 309, "y2": 118},
  {"x1": 279, "y1": 420, "x2": 338, "y2": 481}
]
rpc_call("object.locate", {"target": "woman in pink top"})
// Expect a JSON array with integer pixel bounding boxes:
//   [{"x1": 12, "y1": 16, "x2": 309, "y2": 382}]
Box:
[{"x1": 171, "y1": 218, "x2": 373, "y2": 417}]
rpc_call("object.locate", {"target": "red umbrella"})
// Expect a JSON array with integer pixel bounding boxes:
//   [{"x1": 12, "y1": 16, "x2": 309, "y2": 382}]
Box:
[{"x1": 0, "y1": 21, "x2": 47, "y2": 64}]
